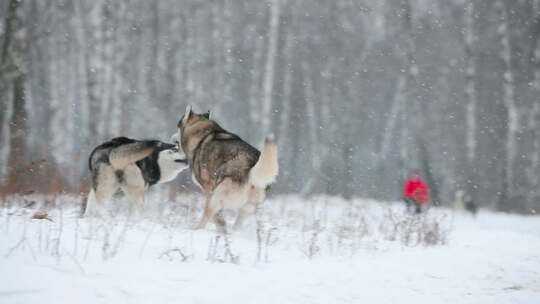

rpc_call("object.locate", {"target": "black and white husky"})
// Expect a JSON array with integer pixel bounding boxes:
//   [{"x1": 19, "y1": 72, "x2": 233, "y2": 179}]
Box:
[{"x1": 84, "y1": 137, "x2": 188, "y2": 217}]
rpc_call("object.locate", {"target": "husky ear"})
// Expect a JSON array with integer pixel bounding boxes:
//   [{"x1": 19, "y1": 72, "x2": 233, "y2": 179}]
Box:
[
  {"x1": 181, "y1": 105, "x2": 193, "y2": 125},
  {"x1": 202, "y1": 110, "x2": 210, "y2": 119}
]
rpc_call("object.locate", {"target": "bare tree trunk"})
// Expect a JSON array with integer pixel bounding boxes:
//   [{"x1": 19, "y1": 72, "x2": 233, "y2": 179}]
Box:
[
  {"x1": 277, "y1": 29, "x2": 294, "y2": 187},
  {"x1": 497, "y1": 1, "x2": 518, "y2": 210},
  {"x1": 219, "y1": 0, "x2": 233, "y2": 116},
  {"x1": 248, "y1": 32, "x2": 263, "y2": 140},
  {"x1": 0, "y1": 0, "x2": 19, "y2": 64},
  {"x1": 82, "y1": 1, "x2": 101, "y2": 140},
  {"x1": 528, "y1": 103, "x2": 540, "y2": 186},
  {"x1": 260, "y1": 0, "x2": 281, "y2": 137},
  {"x1": 1, "y1": 0, "x2": 28, "y2": 192},
  {"x1": 343, "y1": 138, "x2": 354, "y2": 200},
  {"x1": 211, "y1": 1, "x2": 223, "y2": 112},
  {"x1": 148, "y1": 1, "x2": 160, "y2": 107},
  {"x1": 300, "y1": 63, "x2": 321, "y2": 196},
  {"x1": 464, "y1": 2, "x2": 477, "y2": 169},
  {"x1": 0, "y1": 88, "x2": 7, "y2": 156},
  {"x1": 108, "y1": 1, "x2": 125, "y2": 134},
  {"x1": 398, "y1": 0, "x2": 415, "y2": 180},
  {"x1": 6, "y1": 74, "x2": 28, "y2": 191},
  {"x1": 278, "y1": 32, "x2": 293, "y2": 143},
  {"x1": 380, "y1": 75, "x2": 405, "y2": 159},
  {"x1": 527, "y1": 0, "x2": 540, "y2": 200},
  {"x1": 417, "y1": 137, "x2": 441, "y2": 205},
  {"x1": 0, "y1": 96, "x2": 10, "y2": 181},
  {"x1": 459, "y1": 1, "x2": 479, "y2": 199}
]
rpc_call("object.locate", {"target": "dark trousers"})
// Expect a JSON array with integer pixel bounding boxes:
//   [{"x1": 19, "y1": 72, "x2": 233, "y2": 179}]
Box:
[{"x1": 404, "y1": 198, "x2": 422, "y2": 214}]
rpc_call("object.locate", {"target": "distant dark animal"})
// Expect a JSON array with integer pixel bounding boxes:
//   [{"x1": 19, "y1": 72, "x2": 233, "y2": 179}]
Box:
[{"x1": 454, "y1": 190, "x2": 478, "y2": 217}]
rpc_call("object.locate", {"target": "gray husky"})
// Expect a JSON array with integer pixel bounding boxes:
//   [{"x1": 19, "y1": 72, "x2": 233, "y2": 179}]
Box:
[
  {"x1": 84, "y1": 137, "x2": 188, "y2": 217},
  {"x1": 172, "y1": 106, "x2": 279, "y2": 229}
]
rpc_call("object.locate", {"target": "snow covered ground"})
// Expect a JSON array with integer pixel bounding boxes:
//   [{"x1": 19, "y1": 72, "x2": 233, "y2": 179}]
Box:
[{"x1": 1, "y1": 193, "x2": 539, "y2": 304}]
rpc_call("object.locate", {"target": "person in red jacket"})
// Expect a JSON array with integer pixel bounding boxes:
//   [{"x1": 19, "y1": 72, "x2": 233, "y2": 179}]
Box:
[{"x1": 402, "y1": 171, "x2": 429, "y2": 213}]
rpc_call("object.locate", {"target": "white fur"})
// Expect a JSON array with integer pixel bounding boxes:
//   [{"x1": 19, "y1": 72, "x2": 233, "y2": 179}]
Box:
[
  {"x1": 182, "y1": 105, "x2": 192, "y2": 125},
  {"x1": 122, "y1": 164, "x2": 146, "y2": 215},
  {"x1": 170, "y1": 131, "x2": 181, "y2": 146},
  {"x1": 192, "y1": 140, "x2": 279, "y2": 230},
  {"x1": 84, "y1": 189, "x2": 98, "y2": 217},
  {"x1": 454, "y1": 190, "x2": 464, "y2": 211},
  {"x1": 249, "y1": 140, "x2": 279, "y2": 188},
  {"x1": 84, "y1": 149, "x2": 188, "y2": 218},
  {"x1": 156, "y1": 149, "x2": 189, "y2": 184},
  {"x1": 85, "y1": 162, "x2": 132, "y2": 218}
]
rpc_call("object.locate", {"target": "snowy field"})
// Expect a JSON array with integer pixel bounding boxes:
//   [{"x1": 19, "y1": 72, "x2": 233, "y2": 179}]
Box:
[{"x1": 1, "y1": 193, "x2": 539, "y2": 304}]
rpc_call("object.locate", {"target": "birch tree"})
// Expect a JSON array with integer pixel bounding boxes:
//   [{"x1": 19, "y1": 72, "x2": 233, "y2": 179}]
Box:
[
  {"x1": 496, "y1": 1, "x2": 518, "y2": 209},
  {"x1": 398, "y1": 0, "x2": 416, "y2": 180},
  {"x1": 463, "y1": 1, "x2": 477, "y2": 187},
  {"x1": 260, "y1": 0, "x2": 281, "y2": 138},
  {"x1": 0, "y1": 0, "x2": 539, "y2": 210},
  {"x1": 2, "y1": 0, "x2": 28, "y2": 191},
  {"x1": 526, "y1": 0, "x2": 540, "y2": 200}
]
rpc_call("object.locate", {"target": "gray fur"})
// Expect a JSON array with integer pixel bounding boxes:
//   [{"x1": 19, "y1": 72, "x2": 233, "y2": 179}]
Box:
[{"x1": 84, "y1": 137, "x2": 187, "y2": 217}]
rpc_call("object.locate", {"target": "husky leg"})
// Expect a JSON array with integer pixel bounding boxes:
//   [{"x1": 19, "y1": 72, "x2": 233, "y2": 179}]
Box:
[
  {"x1": 122, "y1": 165, "x2": 146, "y2": 218},
  {"x1": 195, "y1": 195, "x2": 219, "y2": 229},
  {"x1": 233, "y1": 186, "x2": 265, "y2": 230},
  {"x1": 213, "y1": 210, "x2": 227, "y2": 233},
  {"x1": 123, "y1": 185, "x2": 145, "y2": 218},
  {"x1": 233, "y1": 202, "x2": 256, "y2": 230},
  {"x1": 84, "y1": 189, "x2": 97, "y2": 217},
  {"x1": 94, "y1": 186, "x2": 116, "y2": 218},
  {"x1": 90, "y1": 165, "x2": 118, "y2": 218}
]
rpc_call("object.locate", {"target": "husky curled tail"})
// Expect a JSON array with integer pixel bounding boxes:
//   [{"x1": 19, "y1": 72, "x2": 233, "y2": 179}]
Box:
[
  {"x1": 108, "y1": 141, "x2": 162, "y2": 170},
  {"x1": 250, "y1": 138, "x2": 279, "y2": 189}
]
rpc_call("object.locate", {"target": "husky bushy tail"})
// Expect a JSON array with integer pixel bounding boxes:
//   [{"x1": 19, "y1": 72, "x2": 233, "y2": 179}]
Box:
[
  {"x1": 108, "y1": 141, "x2": 161, "y2": 170},
  {"x1": 250, "y1": 138, "x2": 279, "y2": 188},
  {"x1": 89, "y1": 137, "x2": 163, "y2": 173}
]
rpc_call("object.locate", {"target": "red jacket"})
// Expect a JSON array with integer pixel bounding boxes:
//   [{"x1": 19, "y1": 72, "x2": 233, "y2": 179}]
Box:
[{"x1": 403, "y1": 178, "x2": 429, "y2": 204}]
